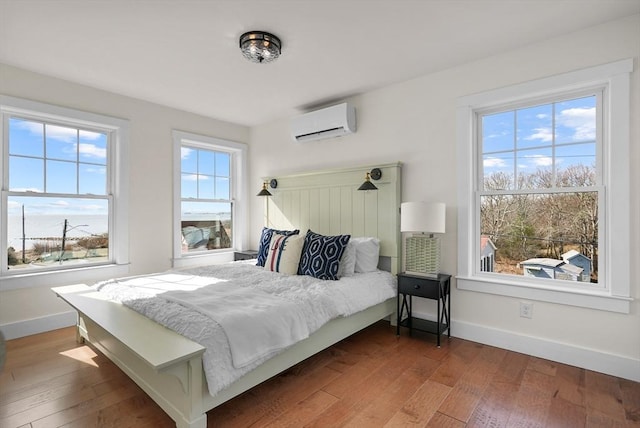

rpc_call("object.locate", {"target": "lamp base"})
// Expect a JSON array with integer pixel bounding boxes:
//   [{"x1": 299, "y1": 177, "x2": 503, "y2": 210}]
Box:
[{"x1": 404, "y1": 235, "x2": 440, "y2": 278}]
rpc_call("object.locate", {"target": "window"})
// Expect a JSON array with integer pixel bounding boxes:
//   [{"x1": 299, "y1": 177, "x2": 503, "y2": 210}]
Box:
[
  {"x1": 456, "y1": 60, "x2": 632, "y2": 313},
  {"x1": 1, "y1": 96, "x2": 129, "y2": 288},
  {"x1": 172, "y1": 131, "x2": 246, "y2": 266},
  {"x1": 479, "y1": 93, "x2": 600, "y2": 284}
]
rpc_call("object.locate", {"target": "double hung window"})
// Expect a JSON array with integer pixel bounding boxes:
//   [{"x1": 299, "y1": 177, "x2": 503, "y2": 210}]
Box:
[
  {"x1": 456, "y1": 60, "x2": 632, "y2": 312},
  {"x1": 479, "y1": 92, "x2": 600, "y2": 284},
  {"x1": 172, "y1": 131, "x2": 246, "y2": 264},
  {"x1": 1, "y1": 96, "x2": 129, "y2": 288}
]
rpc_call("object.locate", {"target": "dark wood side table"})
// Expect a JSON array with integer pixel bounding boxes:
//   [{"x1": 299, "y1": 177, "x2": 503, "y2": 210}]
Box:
[
  {"x1": 234, "y1": 250, "x2": 259, "y2": 261},
  {"x1": 396, "y1": 272, "x2": 451, "y2": 347}
]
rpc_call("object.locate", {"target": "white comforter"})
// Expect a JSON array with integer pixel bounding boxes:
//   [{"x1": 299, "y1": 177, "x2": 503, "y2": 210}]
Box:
[{"x1": 94, "y1": 261, "x2": 396, "y2": 396}]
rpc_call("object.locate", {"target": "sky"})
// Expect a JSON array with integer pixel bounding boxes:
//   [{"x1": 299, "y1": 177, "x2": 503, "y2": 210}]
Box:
[{"x1": 481, "y1": 95, "x2": 597, "y2": 189}]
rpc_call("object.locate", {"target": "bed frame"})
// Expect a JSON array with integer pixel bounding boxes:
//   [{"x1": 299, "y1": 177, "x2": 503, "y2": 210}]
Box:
[{"x1": 53, "y1": 162, "x2": 402, "y2": 428}]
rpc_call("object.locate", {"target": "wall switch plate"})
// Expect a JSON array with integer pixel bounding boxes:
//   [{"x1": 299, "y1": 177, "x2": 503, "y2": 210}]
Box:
[{"x1": 520, "y1": 302, "x2": 533, "y2": 319}]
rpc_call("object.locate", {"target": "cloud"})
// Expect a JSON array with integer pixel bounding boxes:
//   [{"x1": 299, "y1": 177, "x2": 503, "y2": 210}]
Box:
[
  {"x1": 483, "y1": 157, "x2": 507, "y2": 168},
  {"x1": 526, "y1": 127, "x2": 553, "y2": 142},
  {"x1": 53, "y1": 200, "x2": 70, "y2": 207},
  {"x1": 79, "y1": 130, "x2": 104, "y2": 141},
  {"x1": 557, "y1": 107, "x2": 596, "y2": 141},
  {"x1": 13, "y1": 119, "x2": 106, "y2": 146},
  {"x1": 13, "y1": 119, "x2": 44, "y2": 137},
  {"x1": 530, "y1": 155, "x2": 553, "y2": 167},
  {"x1": 82, "y1": 166, "x2": 106, "y2": 174},
  {"x1": 78, "y1": 143, "x2": 107, "y2": 159},
  {"x1": 46, "y1": 124, "x2": 80, "y2": 143},
  {"x1": 181, "y1": 147, "x2": 193, "y2": 159},
  {"x1": 183, "y1": 174, "x2": 210, "y2": 181}
]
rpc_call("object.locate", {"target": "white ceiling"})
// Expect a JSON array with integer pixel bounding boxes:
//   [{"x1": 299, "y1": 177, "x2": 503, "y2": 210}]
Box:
[{"x1": 1, "y1": 0, "x2": 639, "y2": 127}]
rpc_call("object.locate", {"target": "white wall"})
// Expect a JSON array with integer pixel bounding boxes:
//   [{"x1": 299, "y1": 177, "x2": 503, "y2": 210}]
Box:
[
  {"x1": 249, "y1": 15, "x2": 640, "y2": 380},
  {"x1": 0, "y1": 64, "x2": 249, "y2": 338}
]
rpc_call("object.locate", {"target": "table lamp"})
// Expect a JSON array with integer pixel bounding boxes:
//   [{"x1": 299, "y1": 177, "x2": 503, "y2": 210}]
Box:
[{"x1": 401, "y1": 202, "x2": 446, "y2": 277}]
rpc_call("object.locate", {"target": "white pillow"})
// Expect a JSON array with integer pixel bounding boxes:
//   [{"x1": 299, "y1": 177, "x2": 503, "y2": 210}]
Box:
[
  {"x1": 337, "y1": 240, "x2": 357, "y2": 277},
  {"x1": 354, "y1": 237, "x2": 380, "y2": 273}
]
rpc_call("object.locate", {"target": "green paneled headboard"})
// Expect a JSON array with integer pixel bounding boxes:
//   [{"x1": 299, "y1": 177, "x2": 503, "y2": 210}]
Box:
[{"x1": 262, "y1": 162, "x2": 402, "y2": 274}]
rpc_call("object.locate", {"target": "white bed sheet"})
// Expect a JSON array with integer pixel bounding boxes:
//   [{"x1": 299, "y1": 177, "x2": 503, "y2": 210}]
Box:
[{"x1": 94, "y1": 261, "x2": 396, "y2": 396}]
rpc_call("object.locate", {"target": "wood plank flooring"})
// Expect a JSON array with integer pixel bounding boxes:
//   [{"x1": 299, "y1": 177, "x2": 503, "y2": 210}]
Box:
[{"x1": 1, "y1": 322, "x2": 638, "y2": 427}]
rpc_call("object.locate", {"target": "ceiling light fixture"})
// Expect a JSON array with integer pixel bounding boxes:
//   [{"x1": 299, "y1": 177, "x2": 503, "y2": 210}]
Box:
[{"x1": 239, "y1": 31, "x2": 282, "y2": 64}]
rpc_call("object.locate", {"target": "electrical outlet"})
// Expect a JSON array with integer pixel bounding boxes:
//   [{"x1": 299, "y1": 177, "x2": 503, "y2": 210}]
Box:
[{"x1": 520, "y1": 302, "x2": 533, "y2": 319}]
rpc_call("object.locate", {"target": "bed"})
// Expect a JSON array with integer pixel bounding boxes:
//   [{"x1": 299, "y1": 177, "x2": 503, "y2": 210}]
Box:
[{"x1": 53, "y1": 162, "x2": 402, "y2": 428}]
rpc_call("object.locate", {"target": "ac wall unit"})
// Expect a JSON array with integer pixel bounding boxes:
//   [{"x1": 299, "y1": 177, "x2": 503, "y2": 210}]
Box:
[{"x1": 290, "y1": 103, "x2": 356, "y2": 142}]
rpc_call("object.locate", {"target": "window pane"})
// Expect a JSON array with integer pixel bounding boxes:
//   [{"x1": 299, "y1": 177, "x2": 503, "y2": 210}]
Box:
[
  {"x1": 198, "y1": 175, "x2": 215, "y2": 199},
  {"x1": 198, "y1": 149, "x2": 215, "y2": 175},
  {"x1": 6, "y1": 196, "x2": 109, "y2": 271},
  {"x1": 79, "y1": 163, "x2": 107, "y2": 195},
  {"x1": 483, "y1": 153, "x2": 514, "y2": 190},
  {"x1": 555, "y1": 96, "x2": 596, "y2": 144},
  {"x1": 216, "y1": 152, "x2": 230, "y2": 177},
  {"x1": 9, "y1": 156, "x2": 44, "y2": 192},
  {"x1": 556, "y1": 143, "x2": 596, "y2": 179},
  {"x1": 516, "y1": 104, "x2": 552, "y2": 150},
  {"x1": 180, "y1": 201, "x2": 232, "y2": 253},
  {"x1": 181, "y1": 173, "x2": 198, "y2": 199},
  {"x1": 9, "y1": 118, "x2": 44, "y2": 157},
  {"x1": 480, "y1": 191, "x2": 597, "y2": 283},
  {"x1": 516, "y1": 147, "x2": 553, "y2": 189},
  {"x1": 181, "y1": 147, "x2": 197, "y2": 174},
  {"x1": 46, "y1": 124, "x2": 77, "y2": 161},
  {"x1": 47, "y1": 160, "x2": 77, "y2": 194},
  {"x1": 216, "y1": 176, "x2": 230, "y2": 199},
  {"x1": 79, "y1": 130, "x2": 107, "y2": 165},
  {"x1": 482, "y1": 111, "x2": 514, "y2": 153}
]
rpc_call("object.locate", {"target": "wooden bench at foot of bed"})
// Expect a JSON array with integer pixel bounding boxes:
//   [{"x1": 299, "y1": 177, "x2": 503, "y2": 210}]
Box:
[
  {"x1": 53, "y1": 283, "x2": 396, "y2": 428},
  {"x1": 52, "y1": 284, "x2": 208, "y2": 428}
]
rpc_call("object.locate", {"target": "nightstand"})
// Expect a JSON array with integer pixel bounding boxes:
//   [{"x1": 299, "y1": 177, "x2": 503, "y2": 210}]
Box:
[
  {"x1": 396, "y1": 272, "x2": 451, "y2": 347},
  {"x1": 234, "y1": 250, "x2": 259, "y2": 261}
]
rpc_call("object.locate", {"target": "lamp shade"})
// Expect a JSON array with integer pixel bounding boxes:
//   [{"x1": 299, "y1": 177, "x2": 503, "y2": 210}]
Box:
[{"x1": 400, "y1": 202, "x2": 446, "y2": 233}]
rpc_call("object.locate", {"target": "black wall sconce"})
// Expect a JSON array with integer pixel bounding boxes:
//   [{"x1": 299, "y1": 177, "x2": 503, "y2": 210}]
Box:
[
  {"x1": 257, "y1": 179, "x2": 278, "y2": 196},
  {"x1": 357, "y1": 168, "x2": 382, "y2": 191}
]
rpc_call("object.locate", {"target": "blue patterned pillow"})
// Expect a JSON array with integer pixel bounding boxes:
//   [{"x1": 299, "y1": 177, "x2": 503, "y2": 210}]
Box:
[
  {"x1": 256, "y1": 227, "x2": 299, "y2": 267},
  {"x1": 298, "y1": 230, "x2": 351, "y2": 280}
]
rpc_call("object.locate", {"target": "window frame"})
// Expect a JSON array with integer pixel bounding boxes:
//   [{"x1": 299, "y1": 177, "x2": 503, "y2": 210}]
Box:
[
  {"x1": 172, "y1": 130, "x2": 247, "y2": 268},
  {"x1": 456, "y1": 59, "x2": 632, "y2": 313},
  {"x1": 0, "y1": 96, "x2": 130, "y2": 290}
]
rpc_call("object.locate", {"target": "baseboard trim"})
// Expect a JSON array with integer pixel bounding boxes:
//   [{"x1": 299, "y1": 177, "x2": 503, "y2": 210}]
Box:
[
  {"x1": 3, "y1": 311, "x2": 639, "y2": 383},
  {"x1": 0, "y1": 311, "x2": 77, "y2": 340},
  {"x1": 450, "y1": 319, "x2": 640, "y2": 382}
]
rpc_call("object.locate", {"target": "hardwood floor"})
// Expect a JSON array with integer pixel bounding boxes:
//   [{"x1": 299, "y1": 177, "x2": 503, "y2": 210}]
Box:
[{"x1": 1, "y1": 322, "x2": 638, "y2": 427}]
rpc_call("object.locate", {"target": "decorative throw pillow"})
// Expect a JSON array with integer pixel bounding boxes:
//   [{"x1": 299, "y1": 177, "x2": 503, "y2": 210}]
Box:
[
  {"x1": 256, "y1": 227, "x2": 300, "y2": 267},
  {"x1": 298, "y1": 230, "x2": 351, "y2": 281},
  {"x1": 264, "y1": 234, "x2": 305, "y2": 275},
  {"x1": 354, "y1": 237, "x2": 380, "y2": 273}
]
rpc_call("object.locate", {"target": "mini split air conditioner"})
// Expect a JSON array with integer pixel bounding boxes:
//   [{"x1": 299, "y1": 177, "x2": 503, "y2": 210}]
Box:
[{"x1": 290, "y1": 103, "x2": 356, "y2": 142}]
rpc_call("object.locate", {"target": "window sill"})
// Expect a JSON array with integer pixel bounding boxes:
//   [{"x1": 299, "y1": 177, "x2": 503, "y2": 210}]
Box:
[
  {"x1": 172, "y1": 250, "x2": 235, "y2": 269},
  {"x1": 0, "y1": 263, "x2": 130, "y2": 291},
  {"x1": 456, "y1": 275, "x2": 632, "y2": 313}
]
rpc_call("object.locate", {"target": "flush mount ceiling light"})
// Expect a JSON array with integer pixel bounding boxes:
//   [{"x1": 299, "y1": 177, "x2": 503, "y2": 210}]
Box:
[{"x1": 239, "y1": 31, "x2": 282, "y2": 64}]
